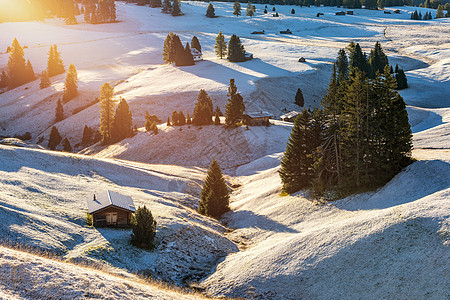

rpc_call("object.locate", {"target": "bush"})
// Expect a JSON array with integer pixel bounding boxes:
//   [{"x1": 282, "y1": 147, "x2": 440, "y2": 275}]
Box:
[
  {"x1": 131, "y1": 206, "x2": 157, "y2": 249},
  {"x1": 85, "y1": 212, "x2": 93, "y2": 226}
]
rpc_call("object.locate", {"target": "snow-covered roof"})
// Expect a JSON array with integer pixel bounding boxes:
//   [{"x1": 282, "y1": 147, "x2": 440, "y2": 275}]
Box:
[
  {"x1": 280, "y1": 111, "x2": 300, "y2": 119},
  {"x1": 191, "y1": 48, "x2": 202, "y2": 55},
  {"x1": 87, "y1": 190, "x2": 136, "y2": 214},
  {"x1": 244, "y1": 111, "x2": 272, "y2": 119}
]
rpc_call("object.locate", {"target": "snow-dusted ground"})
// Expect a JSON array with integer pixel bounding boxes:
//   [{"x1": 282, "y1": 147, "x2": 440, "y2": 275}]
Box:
[{"x1": 0, "y1": 1, "x2": 449, "y2": 299}]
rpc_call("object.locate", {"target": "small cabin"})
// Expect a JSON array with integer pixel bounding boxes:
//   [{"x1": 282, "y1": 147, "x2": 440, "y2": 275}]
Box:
[
  {"x1": 251, "y1": 30, "x2": 265, "y2": 34},
  {"x1": 384, "y1": 11, "x2": 392, "y2": 14},
  {"x1": 298, "y1": 57, "x2": 306, "y2": 62},
  {"x1": 243, "y1": 111, "x2": 272, "y2": 126},
  {"x1": 87, "y1": 190, "x2": 136, "y2": 227},
  {"x1": 280, "y1": 111, "x2": 300, "y2": 122},
  {"x1": 191, "y1": 48, "x2": 203, "y2": 62},
  {"x1": 280, "y1": 29, "x2": 292, "y2": 34},
  {"x1": 346, "y1": 10, "x2": 354, "y2": 15},
  {"x1": 335, "y1": 11, "x2": 346, "y2": 15},
  {"x1": 393, "y1": 9, "x2": 401, "y2": 14}
]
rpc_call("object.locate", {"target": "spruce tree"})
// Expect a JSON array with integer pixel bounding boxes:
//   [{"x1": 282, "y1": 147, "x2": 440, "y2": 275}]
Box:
[
  {"x1": 62, "y1": 138, "x2": 72, "y2": 152},
  {"x1": 167, "y1": 117, "x2": 171, "y2": 126},
  {"x1": 162, "y1": 0, "x2": 172, "y2": 13},
  {"x1": 233, "y1": 2, "x2": 241, "y2": 16},
  {"x1": 40, "y1": 70, "x2": 51, "y2": 89},
  {"x1": 99, "y1": 82, "x2": 116, "y2": 144},
  {"x1": 214, "y1": 110, "x2": 221, "y2": 125},
  {"x1": 246, "y1": 2, "x2": 254, "y2": 16},
  {"x1": 7, "y1": 38, "x2": 28, "y2": 88},
  {"x1": 335, "y1": 49, "x2": 349, "y2": 84},
  {"x1": 295, "y1": 88, "x2": 304, "y2": 107},
  {"x1": 198, "y1": 159, "x2": 230, "y2": 219},
  {"x1": 111, "y1": 98, "x2": 133, "y2": 142},
  {"x1": 395, "y1": 68, "x2": 408, "y2": 90},
  {"x1": 0, "y1": 71, "x2": 9, "y2": 88},
  {"x1": 193, "y1": 89, "x2": 213, "y2": 125},
  {"x1": 279, "y1": 110, "x2": 315, "y2": 193},
  {"x1": 348, "y1": 43, "x2": 369, "y2": 75},
  {"x1": 172, "y1": 34, "x2": 184, "y2": 65},
  {"x1": 48, "y1": 126, "x2": 62, "y2": 150},
  {"x1": 215, "y1": 31, "x2": 227, "y2": 59},
  {"x1": 55, "y1": 99, "x2": 64, "y2": 122},
  {"x1": 206, "y1": 3, "x2": 215, "y2": 17},
  {"x1": 191, "y1": 36, "x2": 202, "y2": 53},
  {"x1": 25, "y1": 59, "x2": 35, "y2": 82},
  {"x1": 131, "y1": 206, "x2": 157, "y2": 249},
  {"x1": 62, "y1": 65, "x2": 78, "y2": 103},
  {"x1": 186, "y1": 112, "x2": 192, "y2": 124},
  {"x1": 227, "y1": 34, "x2": 246, "y2": 62},
  {"x1": 368, "y1": 42, "x2": 389, "y2": 78},
  {"x1": 150, "y1": 0, "x2": 162, "y2": 8},
  {"x1": 82, "y1": 125, "x2": 93, "y2": 145},
  {"x1": 47, "y1": 45, "x2": 65, "y2": 77},
  {"x1": 171, "y1": 0, "x2": 181, "y2": 16},
  {"x1": 225, "y1": 79, "x2": 245, "y2": 126},
  {"x1": 162, "y1": 33, "x2": 175, "y2": 63}
]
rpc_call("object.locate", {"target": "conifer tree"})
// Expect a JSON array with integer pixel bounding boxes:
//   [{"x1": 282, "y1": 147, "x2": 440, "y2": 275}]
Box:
[
  {"x1": 214, "y1": 110, "x2": 221, "y2": 125},
  {"x1": 368, "y1": 42, "x2": 389, "y2": 78},
  {"x1": 348, "y1": 42, "x2": 369, "y2": 75},
  {"x1": 172, "y1": 34, "x2": 184, "y2": 65},
  {"x1": 55, "y1": 99, "x2": 64, "y2": 122},
  {"x1": 48, "y1": 126, "x2": 62, "y2": 150},
  {"x1": 436, "y1": 4, "x2": 444, "y2": 18},
  {"x1": 171, "y1": 0, "x2": 181, "y2": 16},
  {"x1": 62, "y1": 138, "x2": 72, "y2": 152},
  {"x1": 227, "y1": 34, "x2": 246, "y2": 62},
  {"x1": 186, "y1": 112, "x2": 192, "y2": 124},
  {"x1": 163, "y1": 33, "x2": 175, "y2": 63},
  {"x1": 7, "y1": 38, "x2": 28, "y2": 88},
  {"x1": 191, "y1": 36, "x2": 202, "y2": 53},
  {"x1": 214, "y1": 31, "x2": 227, "y2": 59},
  {"x1": 0, "y1": 71, "x2": 9, "y2": 88},
  {"x1": 193, "y1": 89, "x2": 213, "y2": 125},
  {"x1": 233, "y1": 2, "x2": 241, "y2": 16},
  {"x1": 145, "y1": 111, "x2": 156, "y2": 131},
  {"x1": 82, "y1": 125, "x2": 93, "y2": 145},
  {"x1": 246, "y1": 2, "x2": 254, "y2": 16},
  {"x1": 99, "y1": 82, "x2": 116, "y2": 144},
  {"x1": 198, "y1": 159, "x2": 230, "y2": 218},
  {"x1": 40, "y1": 70, "x2": 51, "y2": 89},
  {"x1": 335, "y1": 49, "x2": 349, "y2": 84},
  {"x1": 111, "y1": 98, "x2": 133, "y2": 142},
  {"x1": 279, "y1": 110, "x2": 316, "y2": 193},
  {"x1": 206, "y1": 3, "x2": 215, "y2": 17},
  {"x1": 131, "y1": 205, "x2": 157, "y2": 249},
  {"x1": 395, "y1": 68, "x2": 408, "y2": 90},
  {"x1": 295, "y1": 88, "x2": 304, "y2": 107},
  {"x1": 47, "y1": 45, "x2": 65, "y2": 77},
  {"x1": 175, "y1": 43, "x2": 194, "y2": 66},
  {"x1": 62, "y1": 65, "x2": 78, "y2": 103},
  {"x1": 162, "y1": 0, "x2": 172, "y2": 13},
  {"x1": 150, "y1": 0, "x2": 162, "y2": 8},
  {"x1": 225, "y1": 79, "x2": 245, "y2": 126},
  {"x1": 25, "y1": 59, "x2": 35, "y2": 82}
]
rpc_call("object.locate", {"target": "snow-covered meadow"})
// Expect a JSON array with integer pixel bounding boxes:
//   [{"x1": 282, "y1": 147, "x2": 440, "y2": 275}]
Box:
[{"x1": 0, "y1": 1, "x2": 449, "y2": 299}]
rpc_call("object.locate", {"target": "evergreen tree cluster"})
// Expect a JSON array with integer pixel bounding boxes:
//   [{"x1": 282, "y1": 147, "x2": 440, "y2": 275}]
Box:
[
  {"x1": 6, "y1": 38, "x2": 35, "y2": 89},
  {"x1": 280, "y1": 43, "x2": 413, "y2": 198},
  {"x1": 411, "y1": 9, "x2": 433, "y2": 19},
  {"x1": 144, "y1": 112, "x2": 161, "y2": 134},
  {"x1": 84, "y1": 0, "x2": 116, "y2": 24},
  {"x1": 162, "y1": 33, "x2": 198, "y2": 66},
  {"x1": 47, "y1": 126, "x2": 72, "y2": 152},
  {"x1": 198, "y1": 159, "x2": 230, "y2": 219},
  {"x1": 171, "y1": 110, "x2": 187, "y2": 126},
  {"x1": 193, "y1": 89, "x2": 214, "y2": 125},
  {"x1": 161, "y1": 0, "x2": 182, "y2": 15}
]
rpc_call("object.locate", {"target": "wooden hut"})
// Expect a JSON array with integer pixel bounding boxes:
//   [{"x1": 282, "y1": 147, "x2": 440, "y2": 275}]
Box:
[
  {"x1": 280, "y1": 111, "x2": 300, "y2": 122},
  {"x1": 87, "y1": 190, "x2": 136, "y2": 227},
  {"x1": 191, "y1": 48, "x2": 203, "y2": 62},
  {"x1": 243, "y1": 111, "x2": 272, "y2": 126},
  {"x1": 298, "y1": 57, "x2": 306, "y2": 62},
  {"x1": 335, "y1": 11, "x2": 346, "y2": 15}
]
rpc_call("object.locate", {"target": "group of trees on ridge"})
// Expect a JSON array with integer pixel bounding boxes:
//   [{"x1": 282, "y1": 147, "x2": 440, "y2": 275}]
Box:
[
  {"x1": 162, "y1": 33, "x2": 200, "y2": 66},
  {"x1": 280, "y1": 41, "x2": 413, "y2": 198}
]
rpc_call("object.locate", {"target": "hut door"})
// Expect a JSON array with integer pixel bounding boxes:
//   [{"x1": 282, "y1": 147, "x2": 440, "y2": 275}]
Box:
[{"x1": 106, "y1": 213, "x2": 117, "y2": 225}]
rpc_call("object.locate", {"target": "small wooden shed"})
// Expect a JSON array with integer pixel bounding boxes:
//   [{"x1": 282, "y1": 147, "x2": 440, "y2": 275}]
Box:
[
  {"x1": 243, "y1": 111, "x2": 272, "y2": 126},
  {"x1": 280, "y1": 111, "x2": 300, "y2": 122},
  {"x1": 191, "y1": 48, "x2": 203, "y2": 62},
  {"x1": 335, "y1": 11, "x2": 346, "y2": 15},
  {"x1": 298, "y1": 57, "x2": 306, "y2": 62},
  {"x1": 87, "y1": 190, "x2": 136, "y2": 227}
]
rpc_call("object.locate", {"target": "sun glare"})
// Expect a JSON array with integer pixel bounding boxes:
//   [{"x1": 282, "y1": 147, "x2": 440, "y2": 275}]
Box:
[{"x1": 0, "y1": 0, "x2": 37, "y2": 21}]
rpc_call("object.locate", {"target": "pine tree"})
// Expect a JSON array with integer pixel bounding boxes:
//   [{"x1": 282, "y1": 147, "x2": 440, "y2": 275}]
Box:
[
  {"x1": 62, "y1": 65, "x2": 78, "y2": 103},
  {"x1": 0, "y1": 71, "x2": 9, "y2": 88},
  {"x1": 279, "y1": 110, "x2": 316, "y2": 193},
  {"x1": 395, "y1": 68, "x2": 408, "y2": 90},
  {"x1": 295, "y1": 88, "x2": 304, "y2": 107},
  {"x1": 368, "y1": 42, "x2": 389, "y2": 78},
  {"x1": 206, "y1": 3, "x2": 215, "y2": 17},
  {"x1": 167, "y1": 116, "x2": 171, "y2": 126},
  {"x1": 349, "y1": 43, "x2": 368, "y2": 75},
  {"x1": 25, "y1": 59, "x2": 35, "y2": 82},
  {"x1": 246, "y1": 2, "x2": 254, "y2": 16},
  {"x1": 172, "y1": 34, "x2": 184, "y2": 65},
  {"x1": 99, "y1": 83, "x2": 116, "y2": 144},
  {"x1": 436, "y1": 4, "x2": 444, "y2": 18},
  {"x1": 40, "y1": 70, "x2": 51, "y2": 89},
  {"x1": 214, "y1": 110, "x2": 221, "y2": 125},
  {"x1": 214, "y1": 31, "x2": 227, "y2": 59},
  {"x1": 225, "y1": 79, "x2": 245, "y2": 126},
  {"x1": 162, "y1": 0, "x2": 172, "y2": 13},
  {"x1": 191, "y1": 36, "x2": 202, "y2": 53},
  {"x1": 233, "y1": 2, "x2": 241, "y2": 16},
  {"x1": 186, "y1": 112, "x2": 192, "y2": 124},
  {"x1": 193, "y1": 89, "x2": 213, "y2": 125},
  {"x1": 55, "y1": 99, "x2": 64, "y2": 122},
  {"x1": 150, "y1": 0, "x2": 162, "y2": 8},
  {"x1": 198, "y1": 159, "x2": 230, "y2": 219},
  {"x1": 145, "y1": 111, "x2": 156, "y2": 131},
  {"x1": 131, "y1": 206, "x2": 157, "y2": 249},
  {"x1": 48, "y1": 126, "x2": 62, "y2": 150},
  {"x1": 335, "y1": 49, "x2": 349, "y2": 84},
  {"x1": 171, "y1": 0, "x2": 181, "y2": 16},
  {"x1": 111, "y1": 98, "x2": 133, "y2": 142},
  {"x1": 227, "y1": 34, "x2": 246, "y2": 62},
  {"x1": 82, "y1": 125, "x2": 93, "y2": 145},
  {"x1": 176, "y1": 43, "x2": 194, "y2": 66},
  {"x1": 62, "y1": 138, "x2": 72, "y2": 152},
  {"x1": 291, "y1": 8, "x2": 295, "y2": 14},
  {"x1": 7, "y1": 38, "x2": 28, "y2": 88},
  {"x1": 47, "y1": 45, "x2": 65, "y2": 77},
  {"x1": 162, "y1": 33, "x2": 175, "y2": 63}
]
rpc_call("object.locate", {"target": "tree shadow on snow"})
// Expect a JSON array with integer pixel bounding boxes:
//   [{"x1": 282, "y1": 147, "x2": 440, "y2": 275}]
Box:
[{"x1": 228, "y1": 210, "x2": 299, "y2": 233}]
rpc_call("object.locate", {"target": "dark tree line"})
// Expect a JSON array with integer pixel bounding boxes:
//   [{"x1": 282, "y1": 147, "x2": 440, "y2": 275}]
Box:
[{"x1": 280, "y1": 42, "x2": 413, "y2": 198}]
